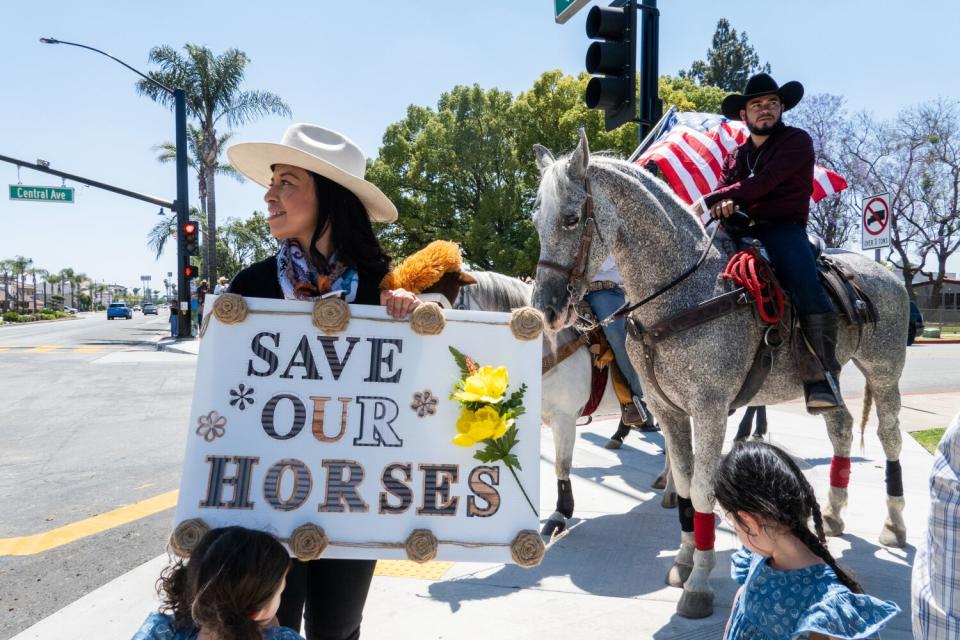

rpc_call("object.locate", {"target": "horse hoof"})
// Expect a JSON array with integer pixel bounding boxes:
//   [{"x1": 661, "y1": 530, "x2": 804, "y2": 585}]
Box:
[
  {"x1": 541, "y1": 519, "x2": 566, "y2": 538},
  {"x1": 651, "y1": 475, "x2": 667, "y2": 490},
  {"x1": 665, "y1": 562, "x2": 693, "y2": 588},
  {"x1": 661, "y1": 491, "x2": 677, "y2": 509},
  {"x1": 878, "y1": 523, "x2": 907, "y2": 548},
  {"x1": 822, "y1": 513, "x2": 845, "y2": 537},
  {"x1": 677, "y1": 589, "x2": 714, "y2": 619},
  {"x1": 604, "y1": 438, "x2": 623, "y2": 450}
]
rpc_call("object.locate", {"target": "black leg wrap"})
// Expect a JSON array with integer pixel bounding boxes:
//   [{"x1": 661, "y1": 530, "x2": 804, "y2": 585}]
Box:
[
  {"x1": 557, "y1": 479, "x2": 574, "y2": 519},
  {"x1": 678, "y1": 496, "x2": 694, "y2": 533},
  {"x1": 885, "y1": 460, "x2": 904, "y2": 497}
]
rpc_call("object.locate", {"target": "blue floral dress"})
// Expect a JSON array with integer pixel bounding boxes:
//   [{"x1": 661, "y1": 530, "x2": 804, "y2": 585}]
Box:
[
  {"x1": 725, "y1": 548, "x2": 900, "y2": 639},
  {"x1": 131, "y1": 612, "x2": 304, "y2": 640}
]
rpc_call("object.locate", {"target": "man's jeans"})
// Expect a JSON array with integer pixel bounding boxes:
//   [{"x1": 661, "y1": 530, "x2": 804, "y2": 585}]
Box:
[
  {"x1": 747, "y1": 222, "x2": 834, "y2": 315},
  {"x1": 585, "y1": 286, "x2": 645, "y2": 399}
]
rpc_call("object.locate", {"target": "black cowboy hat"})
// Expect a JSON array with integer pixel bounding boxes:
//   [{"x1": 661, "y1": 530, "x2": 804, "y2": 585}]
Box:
[{"x1": 721, "y1": 73, "x2": 804, "y2": 121}]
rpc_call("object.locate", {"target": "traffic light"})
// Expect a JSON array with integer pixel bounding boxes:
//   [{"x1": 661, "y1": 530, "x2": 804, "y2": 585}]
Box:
[
  {"x1": 184, "y1": 264, "x2": 198, "y2": 280},
  {"x1": 585, "y1": 1, "x2": 637, "y2": 131},
  {"x1": 183, "y1": 220, "x2": 200, "y2": 257}
]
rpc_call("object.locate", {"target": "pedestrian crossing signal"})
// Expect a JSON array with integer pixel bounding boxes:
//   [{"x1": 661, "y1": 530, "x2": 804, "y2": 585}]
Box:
[
  {"x1": 183, "y1": 221, "x2": 200, "y2": 256},
  {"x1": 184, "y1": 265, "x2": 198, "y2": 279}
]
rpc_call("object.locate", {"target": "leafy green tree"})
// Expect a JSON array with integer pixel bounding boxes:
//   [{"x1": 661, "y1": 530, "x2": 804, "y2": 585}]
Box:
[
  {"x1": 138, "y1": 44, "x2": 291, "y2": 285},
  {"x1": 680, "y1": 18, "x2": 771, "y2": 92},
  {"x1": 369, "y1": 71, "x2": 735, "y2": 275},
  {"x1": 216, "y1": 212, "x2": 277, "y2": 279},
  {"x1": 658, "y1": 75, "x2": 726, "y2": 114},
  {"x1": 368, "y1": 84, "x2": 533, "y2": 274}
]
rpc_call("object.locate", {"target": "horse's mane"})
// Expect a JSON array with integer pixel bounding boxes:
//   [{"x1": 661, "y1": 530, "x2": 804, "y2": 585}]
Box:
[
  {"x1": 536, "y1": 150, "x2": 704, "y2": 229},
  {"x1": 456, "y1": 271, "x2": 532, "y2": 312}
]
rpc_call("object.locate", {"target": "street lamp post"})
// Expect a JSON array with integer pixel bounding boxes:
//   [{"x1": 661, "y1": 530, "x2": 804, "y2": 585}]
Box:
[{"x1": 40, "y1": 37, "x2": 192, "y2": 338}]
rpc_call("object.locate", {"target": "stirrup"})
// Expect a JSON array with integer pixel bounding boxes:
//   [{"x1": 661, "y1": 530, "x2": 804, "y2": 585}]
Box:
[{"x1": 804, "y1": 372, "x2": 845, "y2": 414}]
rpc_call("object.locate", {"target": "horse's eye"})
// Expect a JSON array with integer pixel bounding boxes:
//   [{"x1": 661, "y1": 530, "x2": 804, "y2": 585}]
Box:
[{"x1": 562, "y1": 213, "x2": 580, "y2": 229}]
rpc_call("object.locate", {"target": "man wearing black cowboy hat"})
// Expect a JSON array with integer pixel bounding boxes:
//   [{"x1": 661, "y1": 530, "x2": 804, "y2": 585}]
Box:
[{"x1": 694, "y1": 73, "x2": 842, "y2": 412}]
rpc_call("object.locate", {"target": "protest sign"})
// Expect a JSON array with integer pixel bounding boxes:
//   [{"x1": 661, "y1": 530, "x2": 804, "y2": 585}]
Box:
[{"x1": 172, "y1": 295, "x2": 544, "y2": 566}]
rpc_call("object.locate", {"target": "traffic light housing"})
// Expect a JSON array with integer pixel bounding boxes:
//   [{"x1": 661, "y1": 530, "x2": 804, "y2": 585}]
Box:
[
  {"x1": 183, "y1": 220, "x2": 200, "y2": 257},
  {"x1": 585, "y1": 1, "x2": 637, "y2": 131}
]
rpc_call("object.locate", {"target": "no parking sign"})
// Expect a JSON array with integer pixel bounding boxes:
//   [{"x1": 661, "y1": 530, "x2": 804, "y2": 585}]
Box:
[{"x1": 861, "y1": 193, "x2": 891, "y2": 251}]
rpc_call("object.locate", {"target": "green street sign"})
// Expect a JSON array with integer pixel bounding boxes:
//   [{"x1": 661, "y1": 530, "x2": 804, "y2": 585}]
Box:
[
  {"x1": 9, "y1": 184, "x2": 75, "y2": 203},
  {"x1": 555, "y1": 0, "x2": 590, "y2": 24}
]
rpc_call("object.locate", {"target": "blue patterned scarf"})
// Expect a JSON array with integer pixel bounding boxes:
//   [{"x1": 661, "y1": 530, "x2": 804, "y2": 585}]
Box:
[{"x1": 276, "y1": 239, "x2": 359, "y2": 302}]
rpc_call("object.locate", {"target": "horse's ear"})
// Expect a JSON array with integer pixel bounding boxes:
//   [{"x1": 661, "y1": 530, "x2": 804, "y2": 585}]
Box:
[
  {"x1": 457, "y1": 271, "x2": 478, "y2": 286},
  {"x1": 567, "y1": 127, "x2": 590, "y2": 181},
  {"x1": 534, "y1": 144, "x2": 555, "y2": 173}
]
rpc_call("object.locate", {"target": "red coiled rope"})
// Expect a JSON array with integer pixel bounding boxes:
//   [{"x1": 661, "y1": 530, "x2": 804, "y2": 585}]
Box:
[{"x1": 722, "y1": 248, "x2": 785, "y2": 324}]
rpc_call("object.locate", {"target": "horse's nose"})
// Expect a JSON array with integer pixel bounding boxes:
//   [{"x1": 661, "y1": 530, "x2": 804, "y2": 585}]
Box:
[{"x1": 542, "y1": 306, "x2": 559, "y2": 327}]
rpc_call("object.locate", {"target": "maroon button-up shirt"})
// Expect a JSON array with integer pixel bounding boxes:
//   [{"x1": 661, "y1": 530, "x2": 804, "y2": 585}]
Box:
[{"x1": 703, "y1": 124, "x2": 815, "y2": 225}]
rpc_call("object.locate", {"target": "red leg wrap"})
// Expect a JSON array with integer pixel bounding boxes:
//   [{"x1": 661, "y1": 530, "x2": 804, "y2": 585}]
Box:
[
  {"x1": 830, "y1": 456, "x2": 851, "y2": 488},
  {"x1": 693, "y1": 511, "x2": 716, "y2": 550}
]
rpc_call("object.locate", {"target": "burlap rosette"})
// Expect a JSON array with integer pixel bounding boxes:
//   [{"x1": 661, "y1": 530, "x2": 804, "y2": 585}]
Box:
[
  {"x1": 312, "y1": 298, "x2": 351, "y2": 334},
  {"x1": 410, "y1": 302, "x2": 445, "y2": 336},
  {"x1": 289, "y1": 524, "x2": 328, "y2": 561},
  {"x1": 404, "y1": 528, "x2": 439, "y2": 563},
  {"x1": 510, "y1": 306, "x2": 544, "y2": 341},
  {"x1": 212, "y1": 293, "x2": 248, "y2": 325},
  {"x1": 510, "y1": 529, "x2": 545, "y2": 568},
  {"x1": 169, "y1": 518, "x2": 209, "y2": 557}
]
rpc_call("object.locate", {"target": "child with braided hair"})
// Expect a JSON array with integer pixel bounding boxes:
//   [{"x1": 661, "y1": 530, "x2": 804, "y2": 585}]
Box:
[{"x1": 714, "y1": 441, "x2": 899, "y2": 639}]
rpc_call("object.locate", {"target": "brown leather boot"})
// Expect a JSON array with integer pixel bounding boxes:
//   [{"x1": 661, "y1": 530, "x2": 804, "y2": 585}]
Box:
[
  {"x1": 621, "y1": 402, "x2": 646, "y2": 426},
  {"x1": 799, "y1": 314, "x2": 844, "y2": 412}
]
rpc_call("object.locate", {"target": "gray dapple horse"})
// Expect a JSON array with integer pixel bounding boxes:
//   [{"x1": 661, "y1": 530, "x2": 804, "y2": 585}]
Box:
[
  {"x1": 530, "y1": 131, "x2": 909, "y2": 619},
  {"x1": 455, "y1": 271, "x2": 674, "y2": 537}
]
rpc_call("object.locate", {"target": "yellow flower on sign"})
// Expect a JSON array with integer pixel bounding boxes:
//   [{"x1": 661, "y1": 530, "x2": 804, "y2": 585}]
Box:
[
  {"x1": 452, "y1": 406, "x2": 509, "y2": 447},
  {"x1": 453, "y1": 366, "x2": 508, "y2": 404}
]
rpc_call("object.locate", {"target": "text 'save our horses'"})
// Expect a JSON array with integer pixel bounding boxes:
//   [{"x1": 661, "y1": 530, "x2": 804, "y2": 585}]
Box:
[{"x1": 529, "y1": 130, "x2": 908, "y2": 619}]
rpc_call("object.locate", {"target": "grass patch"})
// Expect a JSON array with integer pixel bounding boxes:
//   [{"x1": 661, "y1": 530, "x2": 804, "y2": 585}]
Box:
[{"x1": 911, "y1": 428, "x2": 946, "y2": 454}]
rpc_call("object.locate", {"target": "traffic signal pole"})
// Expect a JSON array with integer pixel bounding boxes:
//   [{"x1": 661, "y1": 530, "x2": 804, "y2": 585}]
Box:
[{"x1": 174, "y1": 89, "x2": 192, "y2": 338}]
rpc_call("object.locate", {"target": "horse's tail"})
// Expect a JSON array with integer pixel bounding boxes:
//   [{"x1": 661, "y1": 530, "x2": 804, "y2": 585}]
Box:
[{"x1": 859, "y1": 383, "x2": 873, "y2": 450}]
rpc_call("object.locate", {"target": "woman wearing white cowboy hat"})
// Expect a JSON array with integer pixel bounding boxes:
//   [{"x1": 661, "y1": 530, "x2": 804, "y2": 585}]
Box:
[{"x1": 226, "y1": 123, "x2": 420, "y2": 639}]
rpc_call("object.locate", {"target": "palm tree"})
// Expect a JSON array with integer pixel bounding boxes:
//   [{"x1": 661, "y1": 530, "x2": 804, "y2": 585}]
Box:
[
  {"x1": 137, "y1": 44, "x2": 291, "y2": 284},
  {"x1": 0, "y1": 259, "x2": 14, "y2": 312},
  {"x1": 59, "y1": 268, "x2": 75, "y2": 308},
  {"x1": 147, "y1": 207, "x2": 203, "y2": 259},
  {"x1": 13, "y1": 256, "x2": 32, "y2": 312},
  {"x1": 154, "y1": 126, "x2": 244, "y2": 278},
  {"x1": 29, "y1": 268, "x2": 48, "y2": 311},
  {"x1": 46, "y1": 273, "x2": 62, "y2": 309}
]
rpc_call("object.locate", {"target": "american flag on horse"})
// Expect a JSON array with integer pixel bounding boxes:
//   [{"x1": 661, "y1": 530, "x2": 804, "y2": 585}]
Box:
[{"x1": 633, "y1": 108, "x2": 848, "y2": 226}]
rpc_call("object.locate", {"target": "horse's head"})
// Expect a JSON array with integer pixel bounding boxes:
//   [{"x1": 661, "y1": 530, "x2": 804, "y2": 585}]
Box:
[{"x1": 531, "y1": 130, "x2": 617, "y2": 331}]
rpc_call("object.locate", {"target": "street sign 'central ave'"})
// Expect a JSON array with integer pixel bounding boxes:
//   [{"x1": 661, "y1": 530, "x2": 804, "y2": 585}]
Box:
[{"x1": 9, "y1": 184, "x2": 74, "y2": 203}]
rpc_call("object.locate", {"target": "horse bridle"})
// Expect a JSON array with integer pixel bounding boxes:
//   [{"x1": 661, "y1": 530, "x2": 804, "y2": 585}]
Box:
[
  {"x1": 535, "y1": 175, "x2": 725, "y2": 328},
  {"x1": 536, "y1": 179, "x2": 598, "y2": 300}
]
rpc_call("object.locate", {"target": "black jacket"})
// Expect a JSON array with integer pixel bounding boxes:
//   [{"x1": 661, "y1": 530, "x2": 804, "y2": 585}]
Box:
[{"x1": 228, "y1": 255, "x2": 386, "y2": 305}]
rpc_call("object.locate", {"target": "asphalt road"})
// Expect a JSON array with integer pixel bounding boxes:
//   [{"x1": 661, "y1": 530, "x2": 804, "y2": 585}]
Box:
[
  {"x1": 0, "y1": 313, "x2": 195, "y2": 639},
  {"x1": 0, "y1": 315, "x2": 956, "y2": 639}
]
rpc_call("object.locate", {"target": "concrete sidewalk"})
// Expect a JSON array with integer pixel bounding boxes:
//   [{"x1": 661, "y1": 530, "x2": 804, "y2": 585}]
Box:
[{"x1": 14, "y1": 406, "x2": 947, "y2": 640}]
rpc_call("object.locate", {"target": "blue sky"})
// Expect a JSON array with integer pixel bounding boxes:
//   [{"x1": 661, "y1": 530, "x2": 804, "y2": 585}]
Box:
[{"x1": 1, "y1": 0, "x2": 957, "y2": 289}]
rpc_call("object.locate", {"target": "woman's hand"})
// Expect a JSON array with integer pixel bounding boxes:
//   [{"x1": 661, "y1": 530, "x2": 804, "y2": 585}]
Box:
[{"x1": 380, "y1": 288, "x2": 422, "y2": 320}]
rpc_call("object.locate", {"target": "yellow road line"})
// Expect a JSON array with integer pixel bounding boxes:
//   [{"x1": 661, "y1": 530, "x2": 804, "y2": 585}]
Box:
[
  {"x1": 73, "y1": 347, "x2": 102, "y2": 353},
  {"x1": 374, "y1": 559, "x2": 453, "y2": 580},
  {"x1": 0, "y1": 490, "x2": 178, "y2": 556},
  {"x1": 26, "y1": 345, "x2": 59, "y2": 353}
]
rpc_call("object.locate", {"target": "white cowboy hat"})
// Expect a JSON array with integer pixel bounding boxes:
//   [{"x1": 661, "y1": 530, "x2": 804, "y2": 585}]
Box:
[{"x1": 227, "y1": 123, "x2": 398, "y2": 223}]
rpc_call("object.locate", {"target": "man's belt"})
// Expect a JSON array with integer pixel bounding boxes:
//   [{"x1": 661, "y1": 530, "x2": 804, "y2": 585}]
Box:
[{"x1": 587, "y1": 280, "x2": 621, "y2": 293}]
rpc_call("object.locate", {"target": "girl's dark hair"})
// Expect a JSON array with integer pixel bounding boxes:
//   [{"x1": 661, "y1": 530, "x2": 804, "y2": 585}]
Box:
[
  {"x1": 713, "y1": 441, "x2": 863, "y2": 593},
  {"x1": 307, "y1": 172, "x2": 391, "y2": 280},
  {"x1": 158, "y1": 527, "x2": 290, "y2": 640}
]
